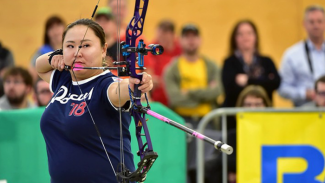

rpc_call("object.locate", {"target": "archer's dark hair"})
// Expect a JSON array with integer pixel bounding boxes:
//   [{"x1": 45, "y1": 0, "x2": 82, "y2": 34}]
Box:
[
  {"x1": 62, "y1": 18, "x2": 106, "y2": 48},
  {"x1": 229, "y1": 20, "x2": 260, "y2": 56},
  {"x1": 315, "y1": 75, "x2": 325, "y2": 91},
  {"x1": 157, "y1": 20, "x2": 175, "y2": 33},
  {"x1": 44, "y1": 15, "x2": 65, "y2": 45},
  {"x1": 3, "y1": 67, "x2": 33, "y2": 87}
]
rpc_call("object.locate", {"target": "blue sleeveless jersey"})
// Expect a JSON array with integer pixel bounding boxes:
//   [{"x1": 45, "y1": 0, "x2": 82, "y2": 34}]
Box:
[{"x1": 41, "y1": 70, "x2": 135, "y2": 183}]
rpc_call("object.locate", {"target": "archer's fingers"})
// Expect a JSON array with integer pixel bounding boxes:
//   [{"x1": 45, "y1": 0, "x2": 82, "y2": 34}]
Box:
[
  {"x1": 138, "y1": 74, "x2": 153, "y2": 92},
  {"x1": 51, "y1": 55, "x2": 64, "y2": 71},
  {"x1": 140, "y1": 72, "x2": 152, "y2": 83},
  {"x1": 129, "y1": 77, "x2": 141, "y2": 85},
  {"x1": 138, "y1": 82, "x2": 153, "y2": 93}
]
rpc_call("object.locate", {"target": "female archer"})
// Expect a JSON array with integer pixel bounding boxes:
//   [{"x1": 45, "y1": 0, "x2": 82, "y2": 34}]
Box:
[{"x1": 36, "y1": 18, "x2": 153, "y2": 183}]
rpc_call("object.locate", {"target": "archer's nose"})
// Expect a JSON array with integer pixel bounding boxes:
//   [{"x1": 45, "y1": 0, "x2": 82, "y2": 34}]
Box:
[{"x1": 74, "y1": 45, "x2": 83, "y2": 57}]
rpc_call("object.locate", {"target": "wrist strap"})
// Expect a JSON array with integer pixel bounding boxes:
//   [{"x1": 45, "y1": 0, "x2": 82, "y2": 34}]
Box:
[{"x1": 48, "y1": 49, "x2": 63, "y2": 65}]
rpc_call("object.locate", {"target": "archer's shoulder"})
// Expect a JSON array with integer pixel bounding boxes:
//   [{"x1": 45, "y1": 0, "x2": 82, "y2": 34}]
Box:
[{"x1": 98, "y1": 70, "x2": 119, "y2": 82}]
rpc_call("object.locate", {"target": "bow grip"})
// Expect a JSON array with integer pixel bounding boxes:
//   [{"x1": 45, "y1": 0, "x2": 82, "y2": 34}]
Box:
[{"x1": 132, "y1": 74, "x2": 143, "y2": 100}]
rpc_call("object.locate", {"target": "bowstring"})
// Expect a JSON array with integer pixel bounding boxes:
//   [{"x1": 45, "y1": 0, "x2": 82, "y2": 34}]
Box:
[
  {"x1": 70, "y1": 0, "x2": 117, "y2": 177},
  {"x1": 116, "y1": 0, "x2": 126, "y2": 176}
]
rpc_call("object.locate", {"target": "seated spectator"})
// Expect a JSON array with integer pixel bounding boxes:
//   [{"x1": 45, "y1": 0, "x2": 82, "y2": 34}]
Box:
[
  {"x1": 164, "y1": 24, "x2": 222, "y2": 128},
  {"x1": 108, "y1": 0, "x2": 147, "y2": 46},
  {"x1": 0, "y1": 67, "x2": 34, "y2": 110},
  {"x1": 0, "y1": 42, "x2": 15, "y2": 97},
  {"x1": 29, "y1": 16, "x2": 65, "y2": 82},
  {"x1": 278, "y1": 5, "x2": 325, "y2": 106},
  {"x1": 227, "y1": 85, "x2": 271, "y2": 183},
  {"x1": 236, "y1": 85, "x2": 272, "y2": 107},
  {"x1": 222, "y1": 20, "x2": 280, "y2": 109},
  {"x1": 33, "y1": 78, "x2": 53, "y2": 107},
  {"x1": 146, "y1": 20, "x2": 182, "y2": 106},
  {"x1": 302, "y1": 75, "x2": 325, "y2": 107}
]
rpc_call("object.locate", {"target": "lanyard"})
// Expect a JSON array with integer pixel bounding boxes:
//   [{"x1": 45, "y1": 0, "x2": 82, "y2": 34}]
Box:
[{"x1": 304, "y1": 40, "x2": 314, "y2": 74}]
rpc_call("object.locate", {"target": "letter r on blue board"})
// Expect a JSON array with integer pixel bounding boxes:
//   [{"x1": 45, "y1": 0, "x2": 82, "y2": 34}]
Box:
[{"x1": 262, "y1": 145, "x2": 325, "y2": 183}]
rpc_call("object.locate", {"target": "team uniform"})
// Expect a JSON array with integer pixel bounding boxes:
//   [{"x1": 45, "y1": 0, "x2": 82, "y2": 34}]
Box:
[{"x1": 40, "y1": 69, "x2": 135, "y2": 183}]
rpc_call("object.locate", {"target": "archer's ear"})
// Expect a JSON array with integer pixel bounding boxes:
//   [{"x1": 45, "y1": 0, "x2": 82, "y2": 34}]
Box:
[{"x1": 102, "y1": 43, "x2": 108, "y2": 57}]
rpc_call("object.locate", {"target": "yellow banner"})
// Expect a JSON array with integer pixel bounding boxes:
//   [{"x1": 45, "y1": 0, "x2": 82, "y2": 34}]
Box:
[{"x1": 237, "y1": 112, "x2": 325, "y2": 183}]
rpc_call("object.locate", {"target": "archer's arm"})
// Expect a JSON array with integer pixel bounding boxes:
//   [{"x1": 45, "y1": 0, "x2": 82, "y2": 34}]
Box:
[
  {"x1": 108, "y1": 73, "x2": 153, "y2": 107},
  {"x1": 35, "y1": 52, "x2": 64, "y2": 83}
]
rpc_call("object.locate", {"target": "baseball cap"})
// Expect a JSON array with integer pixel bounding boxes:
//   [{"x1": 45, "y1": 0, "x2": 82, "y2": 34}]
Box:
[
  {"x1": 181, "y1": 24, "x2": 200, "y2": 36},
  {"x1": 95, "y1": 7, "x2": 113, "y2": 20}
]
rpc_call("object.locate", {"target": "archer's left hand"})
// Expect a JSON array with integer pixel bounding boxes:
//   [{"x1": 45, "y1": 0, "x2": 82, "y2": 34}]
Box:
[{"x1": 129, "y1": 72, "x2": 153, "y2": 93}]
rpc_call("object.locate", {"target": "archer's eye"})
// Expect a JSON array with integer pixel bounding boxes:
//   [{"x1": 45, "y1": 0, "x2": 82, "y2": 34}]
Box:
[
  {"x1": 67, "y1": 45, "x2": 74, "y2": 48},
  {"x1": 83, "y1": 44, "x2": 90, "y2": 48}
]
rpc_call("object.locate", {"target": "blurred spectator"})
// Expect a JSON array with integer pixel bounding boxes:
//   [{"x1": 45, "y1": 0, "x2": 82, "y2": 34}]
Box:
[
  {"x1": 29, "y1": 15, "x2": 65, "y2": 82},
  {"x1": 0, "y1": 67, "x2": 34, "y2": 110},
  {"x1": 222, "y1": 20, "x2": 280, "y2": 110},
  {"x1": 279, "y1": 5, "x2": 325, "y2": 106},
  {"x1": 302, "y1": 75, "x2": 325, "y2": 107},
  {"x1": 33, "y1": 78, "x2": 53, "y2": 107},
  {"x1": 108, "y1": 0, "x2": 128, "y2": 30},
  {"x1": 95, "y1": 7, "x2": 121, "y2": 64},
  {"x1": 0, "y1": 42, "x2": 15, "y2": 97},
  {"x1": 164, "y1": 23, "x2": 222, "y2": 128},
  {"x1": 236, "y1": 85, "x2": 272, "y2": 107},
  {"x1": 227, "y1": 85, "x2": 271, "y2": 183},
  {"x1": 146, "y1": 20, "x2": 182, "y2": 106},
  {"x1": 108, "y1": 0, "x2": 147, "y2": 45}
]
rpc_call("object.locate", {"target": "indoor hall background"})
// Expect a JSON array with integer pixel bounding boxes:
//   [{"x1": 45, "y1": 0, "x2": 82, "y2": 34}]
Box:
[{"x1": 0, "y1": 0, "x2": 324, "y2": 107}]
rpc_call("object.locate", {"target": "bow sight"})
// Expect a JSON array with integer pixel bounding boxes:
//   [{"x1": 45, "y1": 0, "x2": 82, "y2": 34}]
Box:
[{"x1": 114, "y1": 40, "x2": 164, "y2": 76}]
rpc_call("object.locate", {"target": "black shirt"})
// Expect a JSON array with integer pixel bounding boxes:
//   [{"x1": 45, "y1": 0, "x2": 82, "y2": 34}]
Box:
[{"x1": 221, "y1": 54, "x2": 281, "y2": 107}]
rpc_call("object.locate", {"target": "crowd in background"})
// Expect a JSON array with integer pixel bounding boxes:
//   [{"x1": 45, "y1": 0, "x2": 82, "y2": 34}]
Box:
[{"x1": 0, "y1": 1, "x2": 325, "y2": 183}]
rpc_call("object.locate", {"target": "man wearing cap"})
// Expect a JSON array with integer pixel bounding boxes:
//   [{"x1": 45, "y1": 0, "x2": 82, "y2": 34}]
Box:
[
  {"x1": 95, "y1": 7, "x2": 120, "y2": 63},
  {"x1": 164, "y1": 24, "x2": 222, "y2": 126}
]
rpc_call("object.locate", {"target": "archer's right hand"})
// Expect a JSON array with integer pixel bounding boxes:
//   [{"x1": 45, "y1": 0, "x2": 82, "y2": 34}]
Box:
[{"x1": 50, "y1": 55, "x2": 65, "y2": 71}]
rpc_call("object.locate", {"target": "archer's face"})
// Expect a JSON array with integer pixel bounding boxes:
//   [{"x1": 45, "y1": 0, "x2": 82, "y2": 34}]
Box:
[{"x1": 62, "y1": 25, "x2": 107, "y2": 79}]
